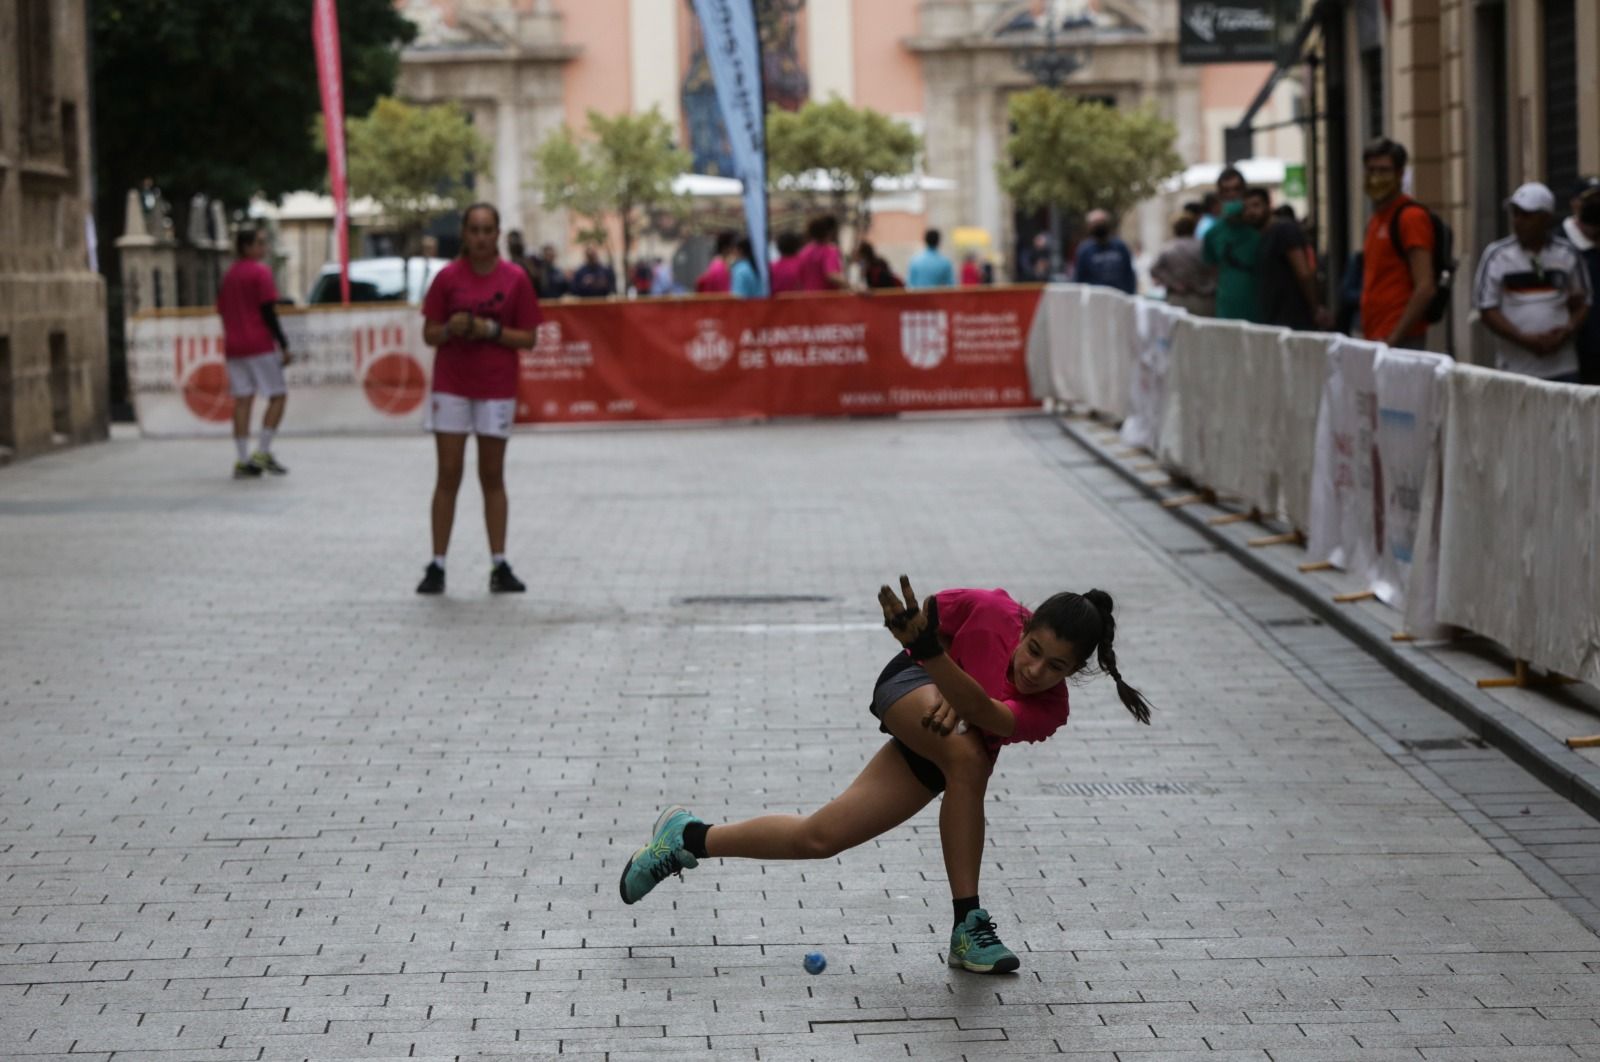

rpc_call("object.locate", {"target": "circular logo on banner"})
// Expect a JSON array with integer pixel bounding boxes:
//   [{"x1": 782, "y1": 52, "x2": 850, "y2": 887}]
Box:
[
  {"x1": 687, "y1": 319, "x2": 734, "y2": 373},
  {"x1": 362, "y1": 352, "x2": 427, "y2": 415},
  {"x1": 182, "y1": 362, "x2": 234, "y2": 422},
  {"x1": 899, "y1": 311, "x2": 950, "y2": 370}
]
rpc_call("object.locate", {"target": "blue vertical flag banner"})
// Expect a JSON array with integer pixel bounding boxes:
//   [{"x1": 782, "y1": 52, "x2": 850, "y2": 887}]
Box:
[{"x1": 691, "y1": 0, "x2": 769, "y2": 287}]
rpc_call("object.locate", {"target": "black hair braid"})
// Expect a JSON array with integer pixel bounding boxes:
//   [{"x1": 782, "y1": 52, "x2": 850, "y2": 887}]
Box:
[{"x1": 1085, "y1": 589, "x2": 1152, "y2": 725}]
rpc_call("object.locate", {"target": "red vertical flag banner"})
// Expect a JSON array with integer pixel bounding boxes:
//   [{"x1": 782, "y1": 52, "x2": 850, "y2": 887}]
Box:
[{"x1": 312, "y1": 0, "x2": 350, "y2": 305}]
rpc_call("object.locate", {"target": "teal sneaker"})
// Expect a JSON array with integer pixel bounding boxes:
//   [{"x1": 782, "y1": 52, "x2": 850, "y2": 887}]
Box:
[
  {"x1": 947, "y1": 909, "x2": 1020, "y2": 974},
  {"x1": 618, "y1": 805, "x2": 701, "y2": 905}
]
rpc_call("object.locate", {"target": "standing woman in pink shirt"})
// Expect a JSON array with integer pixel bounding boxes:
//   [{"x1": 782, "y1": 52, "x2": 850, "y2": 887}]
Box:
[
  {"x1": 415, "y1": 203, "x2": 542, "y2": 596},
  {"x1": 618, "y1": 577, "x2": 1152, "y2": 975}
]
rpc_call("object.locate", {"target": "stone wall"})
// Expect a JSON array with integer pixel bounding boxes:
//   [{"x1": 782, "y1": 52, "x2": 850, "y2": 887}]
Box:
[{"x1": 0, "y1": 0, "x2": 109, "y2": 461}]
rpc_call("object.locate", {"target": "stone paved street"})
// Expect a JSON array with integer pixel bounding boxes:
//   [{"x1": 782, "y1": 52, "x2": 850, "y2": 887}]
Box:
[{"x1": 4, "y1": 414, "x2": 1600, "y2": 1062}]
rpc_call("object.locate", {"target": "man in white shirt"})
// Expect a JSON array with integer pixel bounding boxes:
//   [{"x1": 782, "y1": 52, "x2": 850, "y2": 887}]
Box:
[{"x1": 1473, "y1": 182, "x2": 1591, "y2": 381}]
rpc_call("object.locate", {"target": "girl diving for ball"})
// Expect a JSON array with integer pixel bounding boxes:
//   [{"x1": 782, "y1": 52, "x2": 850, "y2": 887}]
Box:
[{"x1": 619, "y1": 576, "x2": 1153, "y2": 974}]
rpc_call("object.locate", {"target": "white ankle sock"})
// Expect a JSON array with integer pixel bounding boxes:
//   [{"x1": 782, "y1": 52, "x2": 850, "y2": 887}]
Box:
[
  {"x1": 235, "y1": 436, "x2": 250, "y2": 462},
  {"x1": 432, "y1": 555, "x2": 447, "y2": 569},
  {"x1": 491, "y1": 553, "x2": 506, "y2": 567},
  {"x1": 258, "y1": 427, "x2": 275, "y2": 454}
]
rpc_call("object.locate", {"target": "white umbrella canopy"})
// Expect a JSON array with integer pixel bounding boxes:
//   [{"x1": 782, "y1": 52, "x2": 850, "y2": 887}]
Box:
[
  {"x1": 774, "y1": 169, "x2": 957, "y2": 194},
  {"x1": 671, "y1": 172, "x2": 958, "y2": 197},
  {"x1": 1165, "y1": 158, "x2": 1288, "y2": 193},
  {"x1": 671, "y1": 173, "x2": 746, "y2": 197}
]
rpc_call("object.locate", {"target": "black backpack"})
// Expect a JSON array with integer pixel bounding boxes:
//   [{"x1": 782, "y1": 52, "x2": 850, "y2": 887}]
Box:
[{"x1": 1389, "y1": 201, "x2": 1456, "y2": 324}]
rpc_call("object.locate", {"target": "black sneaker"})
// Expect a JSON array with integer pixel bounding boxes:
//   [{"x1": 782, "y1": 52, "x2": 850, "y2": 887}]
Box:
[
  {"x1": 416, "y1": 562, "x2": 446, "y2": 595},
  {"x1": 252, "y1": 451, "x2": 289, "y2": 475},
  {"x1": 489, "y1": 561, "x2": 526, "y2": 594},
  {"x1": 233, "y1": 460, "x2": 262, "y2": 479}
]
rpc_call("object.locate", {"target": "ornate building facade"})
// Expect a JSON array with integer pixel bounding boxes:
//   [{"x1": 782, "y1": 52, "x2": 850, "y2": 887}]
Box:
[{"x1": 389, "y1": 1, "x2": 1296, "y2": 274}]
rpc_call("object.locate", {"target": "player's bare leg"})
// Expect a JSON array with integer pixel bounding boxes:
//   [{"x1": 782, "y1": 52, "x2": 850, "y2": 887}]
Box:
[{"x1": 430, "y1": 432, "x2": 469, "y2": 556}]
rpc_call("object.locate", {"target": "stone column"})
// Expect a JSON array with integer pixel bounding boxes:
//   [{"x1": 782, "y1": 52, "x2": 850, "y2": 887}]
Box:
[
  {"x1": 114, "y1": 189, "x2": 163, "y2": 316},
  {"x1": 496, "y1": 97, "x2": 522, "y2": 235},
  {"x1": 1389, "y1": 0, "x2": 1444, "y2": 206},
  {"x1": 1582, "y1": 1, "x2": 1600, "y2": 175}
]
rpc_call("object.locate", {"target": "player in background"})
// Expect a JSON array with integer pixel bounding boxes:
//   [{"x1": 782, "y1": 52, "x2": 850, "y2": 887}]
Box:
[
  {"x1": 416, "y1": 204, "x2": 542, "y2": 595},
  {"x1": 216, "y1": 228, "x2": 292, "y2": 478}
]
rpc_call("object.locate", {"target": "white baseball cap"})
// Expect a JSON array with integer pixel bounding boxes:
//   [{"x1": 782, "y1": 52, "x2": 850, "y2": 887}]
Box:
[{"x1": 1506, "y1": 182, "x2": 1556, "y2": 214}]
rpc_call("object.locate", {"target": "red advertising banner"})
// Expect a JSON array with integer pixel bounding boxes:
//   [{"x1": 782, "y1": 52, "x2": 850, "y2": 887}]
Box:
[
  {"x1": 520, "y1": 288, "x2": 1043, "y2": 423},
  {"x1": 128, "y1": 288, "x2": 1046, "y2": 435},
  {"x1": 312, "y1": 0, "x2": 350, "y2": 305}
]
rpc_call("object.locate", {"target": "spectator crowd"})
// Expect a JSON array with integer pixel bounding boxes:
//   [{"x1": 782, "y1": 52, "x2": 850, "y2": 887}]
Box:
[
  {"x1": 493, "y1": 133, "x2": 1600, "y2": 385},
  {"x1": 1140, "y1": 138, "x2": 1600, "y2": 384}
]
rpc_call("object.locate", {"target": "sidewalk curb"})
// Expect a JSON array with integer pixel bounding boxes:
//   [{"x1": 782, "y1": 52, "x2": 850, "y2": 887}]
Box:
[{"x1": 1054, "y1": 415, "x2": 1600, "y2": 826}]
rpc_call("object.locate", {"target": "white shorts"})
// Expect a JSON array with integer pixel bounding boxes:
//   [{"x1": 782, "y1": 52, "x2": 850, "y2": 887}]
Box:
[
  {"x1": 225, "y1": 352, "x2": 287, "y2": 398},
  {"x1": 426, "y1": 393, "x2": 515, "y2": 438}
]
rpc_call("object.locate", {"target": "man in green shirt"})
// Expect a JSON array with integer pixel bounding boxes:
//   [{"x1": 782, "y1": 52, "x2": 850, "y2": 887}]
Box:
[{"x1": 1203, "y1": 187, "x2": 1270, "y2": 321}]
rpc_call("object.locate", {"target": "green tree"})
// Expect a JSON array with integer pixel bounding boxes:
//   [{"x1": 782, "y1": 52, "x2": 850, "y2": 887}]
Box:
[
  {"x1": 92, "y1": 0, "x2": 414, "y2": 412},
  {"x1": 1000, "y1": 89, "x2": 1183, "y2": 227},
  {"x1": 532, "y1": 108, "x2": 690, "y2": 273},
  {"x1": 342, "y1": 98, "x2": 489, "y2": 257},
  {"x1": 93, "y1": 0, "x2": 416, "y2": 215},
  {"x1": 766, "y1": 98, "x2": 921, "y2": 239}
]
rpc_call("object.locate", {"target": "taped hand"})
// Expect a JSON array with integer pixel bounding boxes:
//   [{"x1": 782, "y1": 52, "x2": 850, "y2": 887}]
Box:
[{"x1": 877, "y1": 575, "x2": 944, "y2": 661}]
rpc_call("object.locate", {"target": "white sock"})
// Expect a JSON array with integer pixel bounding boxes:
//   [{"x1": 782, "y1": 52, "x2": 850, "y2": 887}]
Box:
[
  {"x1": 258, "y1": 427, "x2": 275, "y2": 454},
  {"x1": 432, "y1": 555, "x2": 447, "y2": 570},
  {"x1": 491, "y1": 553, "x2": 506, "y2": 567},
  {"x1": 235, "y1": 436, "x2": 250, "y2": 462}
]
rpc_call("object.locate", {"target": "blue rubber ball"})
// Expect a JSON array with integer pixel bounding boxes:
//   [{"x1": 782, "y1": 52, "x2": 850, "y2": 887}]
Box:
[{"x1": 803, "y1": 951, "x2": 827, "y2": 975}]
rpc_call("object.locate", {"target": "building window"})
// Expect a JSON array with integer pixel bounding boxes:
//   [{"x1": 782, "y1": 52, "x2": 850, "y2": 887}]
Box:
[
  {"x1": 18, "y1": 0, "x2": 59, "y2": 159},
  {"x1": 1543, "y1": 0, "x2": 1577, "y2": 211},
  {"x1": 60, "y1": 102, "x2": 79, "y2": 180},
  {"x1": 1471, "y1": 1, "x2": 1510, "y2": 254},
  {"x1": 1361, "y1": 48, "x2": 1384, "y2": 142},
  {"x1": 0, "y1": 336, "x2": 12, "y2": 452},
  {"x1": 49, "y1": 332, "x2": 70, "y2": 439}
]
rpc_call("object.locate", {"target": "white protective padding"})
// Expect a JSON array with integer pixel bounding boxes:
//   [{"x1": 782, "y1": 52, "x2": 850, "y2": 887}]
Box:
[
  {"x1": 1120, "y1": 299, "x2": 1183, "y2": 453},
  {"x1": 1371, "y1": 347, "x2": 1452, "y2": 622},
  {"x1": 1306, "y1": 337, "x2": 1384, "y2": 572},
  {"x1": 1275, "y1": 331, "x2": 1336, "y2": 531},
  {"x1": 1027, "y1": 283, "x2": 1138, "y2": 417},
  {"x1": 1156, "y1": 313, "x2": 1202, "y2": 473},
  {"x1": 1163, "y1": 316, "x2": 1288, "y2": 510},
  {"x1": 1436, "y1": 366, "x2": 1600, "y2": 684},
  {"x1": 1077, "y1": 287, "x2": 1138, "y2": 419},
  {"x1": 129, "y1": 307, "x2": 431, "y2": 436},
  {"x1": 1232, "y1": 323, "x2": 1292, "y2": 513},
  {"x1": 1025, "y1": 284, "x2": 1086, "y2": 402}
]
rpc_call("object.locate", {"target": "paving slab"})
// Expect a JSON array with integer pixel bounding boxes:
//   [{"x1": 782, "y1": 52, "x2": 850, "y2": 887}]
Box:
[{"x1": 2, "y1": 415, "x2": 1599, "y2": 1060}]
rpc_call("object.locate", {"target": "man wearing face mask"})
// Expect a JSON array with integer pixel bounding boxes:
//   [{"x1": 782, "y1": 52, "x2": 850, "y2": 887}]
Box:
[
  {"x1": 1473, "y1": 182, "x2": 1591, "y2": 382},
  {"x1": 1563, "y1": 177, "x2": 1600, "y2": 384},
  {"x1": 1360, "y1": 138, "x2": 1436, "y2": 348},
  {"x1": 1069, "y1": 209, "x2": 1137, "y2": 294},
  {"x1": 1203, "y1": 187, "x2": 1268, "y2": 322}
]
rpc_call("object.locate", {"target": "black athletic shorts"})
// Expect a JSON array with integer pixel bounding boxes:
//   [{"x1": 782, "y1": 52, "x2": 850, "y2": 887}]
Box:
[{"x1": 868, "y1": 653, "x2": 947, "y2": 794}]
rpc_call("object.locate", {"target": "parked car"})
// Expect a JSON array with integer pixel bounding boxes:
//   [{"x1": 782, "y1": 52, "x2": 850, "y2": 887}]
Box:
[{"x1": 307, "y1": 257, "x2": 450, "y2": 305}]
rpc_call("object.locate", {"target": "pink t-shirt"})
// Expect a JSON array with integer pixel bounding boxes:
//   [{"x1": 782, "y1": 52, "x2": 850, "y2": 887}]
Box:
[
  {"x1": 217, "y1": 259, "x2": 281, "y2": 357},
  {"x1": 933, "y1": 587, "x2": 1070, "y2": 758},
  {"x1": 696, "y1": 257, "x2": 732, "y2": 294},
  {"x1": 422, "y1": 258, "x2": 542, "y2": 400},
  {"x1": 797, "y1": 242, "x2": 843, "y2": 292},
  {"x1": 769, "y1": 255, "x2": 803, "y2": 295}
]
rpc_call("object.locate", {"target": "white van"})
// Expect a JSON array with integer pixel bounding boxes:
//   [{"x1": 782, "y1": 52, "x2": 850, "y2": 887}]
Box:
[{"x1": 307, "y1": 257, "x2": 451, "y2": 305}]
